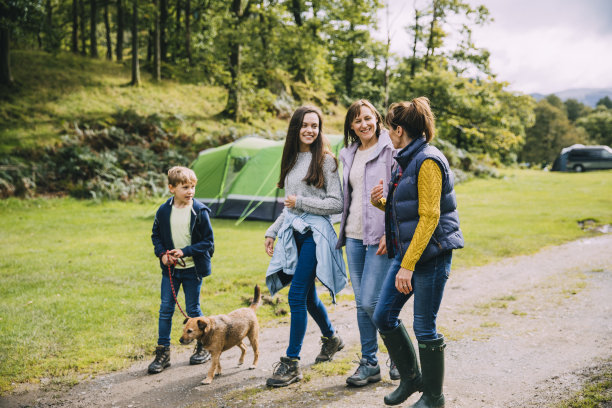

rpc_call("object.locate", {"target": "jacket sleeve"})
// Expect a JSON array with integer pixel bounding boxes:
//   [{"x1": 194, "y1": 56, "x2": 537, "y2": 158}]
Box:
[
  {"x1": 151, "y1": 212, "x2": 167, "y2": 258},
  {"x1": 265, "y1": 211, "x2": 285, "y2": 239},
  {"x1": 181, "y1": 209, "x2": 215, "y2": 258},
  {"x1": 400, "y1": 159, "x2": 442, "y2": 270}
]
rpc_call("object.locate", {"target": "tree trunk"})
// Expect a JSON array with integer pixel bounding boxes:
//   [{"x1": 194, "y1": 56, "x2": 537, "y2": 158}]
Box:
[
  {"x1": 153, "y1": 0, "x2": 161, "y2": 81},
  {"x1": 0, "y1": 28, "x2": 13, "y2": 85},
  {"x1": 173, "y1": 0, "x2": 181, "y2": 62},
  {"x1": 411, "y1": 6, "x2": 421, "y2": 78},
  {"x1": 185, "y1": 0, "x2": 191, "y2": 65},
  {"x1": 90, "y1": 0, "x2": 98, "y2": 57},
  {"x1": 383, "y1": 0, "x2": 390, "y2": 107},
  {"x1": 104, "y1": 0, "x2": 112, "y2": 60},
  {"x1": 345, "y1": 51, "x2": 354, "y2": 98},
  {"x1": 222, "y1": 0, "x2": 251, "y2": 121},
  {"x1": 116, "y1": 0, "x2": 124, "y2": 61},
  {"x1": 146, "y1": 29, "x2": 152, "y2": 63},
  {"x1": 424, "y1": 0, "x2": 438, "y2": 70},
  {"x1": 71, "y1": 0, "x2": 79, "y2": 53},
  {"x1": 44, "y1": 0, "x2": 53, "y2": 50},
  {"x1": 80, "y1": 0, "x2": 87, "y2": 55},
  {"x1": 130, "y1": 0, "x2": 140, "y2": 86},
  {"x1": 160, "y1": 0, "x2": 168, "y2": 61},
  {"x1": 225, "y1": 43, "x2": 241, "y2": 120},
  {"x1": 344, "y1": 23, "x2": 355, "y2": 98},
  {"x1": 291, "y1": 0, "x2": 303, "y2": 26}
]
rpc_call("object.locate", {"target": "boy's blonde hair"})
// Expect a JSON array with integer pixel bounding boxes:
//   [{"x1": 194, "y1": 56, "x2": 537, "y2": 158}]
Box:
[{"x1": 167, "y1": 166, "x2": 197, "y2": 186}]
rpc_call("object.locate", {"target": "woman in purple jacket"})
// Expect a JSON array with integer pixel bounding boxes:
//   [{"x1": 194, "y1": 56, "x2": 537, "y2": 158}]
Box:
[{"x1": 337, "y1": 99, "x2": 397, "y2": 386}]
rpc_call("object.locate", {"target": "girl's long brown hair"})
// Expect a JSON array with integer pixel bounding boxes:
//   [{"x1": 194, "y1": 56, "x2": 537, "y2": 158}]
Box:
[
  {"x1": 278, "y1": 106, "x2": 337, "y2": 189},
  {"x1": 385, "y1": 96, "x2": 436, "y2": 142}
]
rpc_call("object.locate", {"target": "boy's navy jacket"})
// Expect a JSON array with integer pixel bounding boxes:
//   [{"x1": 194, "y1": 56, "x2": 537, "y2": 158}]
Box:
[{"x1": 151, "y1": 197, "x2": 214, "y2": 278}]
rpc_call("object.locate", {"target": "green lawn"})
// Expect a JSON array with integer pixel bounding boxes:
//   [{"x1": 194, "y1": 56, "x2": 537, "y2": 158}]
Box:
[{"x1": 0, "y1": 169, "x2": 611, "y2": 392}]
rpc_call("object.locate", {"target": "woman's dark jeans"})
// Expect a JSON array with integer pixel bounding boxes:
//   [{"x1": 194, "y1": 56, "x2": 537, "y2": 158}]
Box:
[
  {"x1": 373, "y1": 251, "x2": 452, "y2": 341},
  {"x1": 286, "y1": 230, "x2": 335, "y2": 359}
]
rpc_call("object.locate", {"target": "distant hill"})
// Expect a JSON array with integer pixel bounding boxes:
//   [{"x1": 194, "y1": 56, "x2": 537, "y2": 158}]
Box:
[{"x1": 531, "y1": 88, "x2": 612, "y2": 107}]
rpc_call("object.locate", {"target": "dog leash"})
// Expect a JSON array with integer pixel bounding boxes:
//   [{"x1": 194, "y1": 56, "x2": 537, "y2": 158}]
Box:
[{"x1": 162, "y1": 250, "x2": 189, "y2": 319}]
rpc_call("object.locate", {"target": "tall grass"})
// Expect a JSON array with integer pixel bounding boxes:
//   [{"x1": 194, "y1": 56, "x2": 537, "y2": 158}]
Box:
[{"x1": 0, "y1": 169, "x2": 611, "y2": 392}]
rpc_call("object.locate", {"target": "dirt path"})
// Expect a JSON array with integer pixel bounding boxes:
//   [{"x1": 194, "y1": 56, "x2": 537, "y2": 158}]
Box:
[{"x1": 2, "y1": 234, "x2": 611, "y2": 408}]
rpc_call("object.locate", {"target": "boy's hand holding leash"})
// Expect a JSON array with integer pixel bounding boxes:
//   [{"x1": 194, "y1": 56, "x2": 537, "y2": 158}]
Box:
[{"x1": 161, "y1": 249, "x2": 184, "y2": 265}]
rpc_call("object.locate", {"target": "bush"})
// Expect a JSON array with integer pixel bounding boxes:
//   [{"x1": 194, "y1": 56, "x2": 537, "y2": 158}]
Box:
[{"x1": 0, "y1": 110, "x2": 196, "y2": 200}]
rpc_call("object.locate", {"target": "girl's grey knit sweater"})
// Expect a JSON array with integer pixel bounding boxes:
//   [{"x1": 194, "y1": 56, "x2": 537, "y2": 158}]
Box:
[{"x1": 265, "y1": 152, "x2": 343, "y2": 239}]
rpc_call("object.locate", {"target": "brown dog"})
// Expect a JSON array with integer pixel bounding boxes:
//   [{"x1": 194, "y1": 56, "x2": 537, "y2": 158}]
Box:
[{"x1": 180, "y1": 285, "x2": 261, "y2": 385}]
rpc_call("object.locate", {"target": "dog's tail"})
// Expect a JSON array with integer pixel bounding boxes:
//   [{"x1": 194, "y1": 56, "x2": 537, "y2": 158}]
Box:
[{"x1": 250, "y1": 285, "x2": 261, "y2": 310}]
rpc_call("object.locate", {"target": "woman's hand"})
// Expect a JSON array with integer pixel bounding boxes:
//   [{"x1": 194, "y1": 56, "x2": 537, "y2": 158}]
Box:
[
  {"x1": 395, "y1": 267, "x2": 413, "y2": 294},
  {"x1": 264, "y1": 237, "x2": 275, "y2": 257},
  {"x1": 376, "y1": 235, "x2": 387, "y2": 255},
  {"x1": 370, "y1": 179, "x2": 384, "y2": 204},
  {"x1": 284, "y1": 195, "x2": 297, "y2": 208}
]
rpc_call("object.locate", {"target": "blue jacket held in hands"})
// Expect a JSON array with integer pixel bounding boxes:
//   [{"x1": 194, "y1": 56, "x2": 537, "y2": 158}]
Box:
[{"x1": 266, "y1": 209, "x2": 347, "y2": 303}]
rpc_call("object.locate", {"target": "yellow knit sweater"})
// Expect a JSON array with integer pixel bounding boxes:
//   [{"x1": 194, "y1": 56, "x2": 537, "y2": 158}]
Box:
[{"x1": 372, "y1": 159, "x2": 442, "y2": 270}]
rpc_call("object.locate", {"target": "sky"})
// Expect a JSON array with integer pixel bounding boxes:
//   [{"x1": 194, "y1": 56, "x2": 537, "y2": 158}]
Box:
[{"x1": 375, "y1": 0, "x2": 612, "y2": 95}]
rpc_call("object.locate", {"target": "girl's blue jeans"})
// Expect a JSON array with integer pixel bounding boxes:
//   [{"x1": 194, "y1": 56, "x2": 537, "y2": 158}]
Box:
[
  {"x1": 286, "y1": 230, "x2": 335, "y2": 359},
  {"x1": 158, "y1": 267, "x2": 203, "y2": 347},
  {"x1": 345, "y1": 237, "x2": 393, "y2": 364},
  {"x1": 373, "y1": 251, "x2": 452, "y2": 341}
]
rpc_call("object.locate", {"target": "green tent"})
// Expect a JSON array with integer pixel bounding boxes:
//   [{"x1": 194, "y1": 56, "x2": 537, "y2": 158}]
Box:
[{"x1": 190, "y1": 135, "x2": 344, "y2": 222}]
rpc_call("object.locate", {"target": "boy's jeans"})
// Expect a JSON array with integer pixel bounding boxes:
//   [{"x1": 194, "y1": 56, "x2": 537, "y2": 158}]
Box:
[
  {"x1": 373, "y1": 251, "x2": 452, "y2": 341},
  {"x1": 345, "y1": 238, "x2": 393, "y2": 364},
  {"x1": 158, "y1": 267, "x2": 203, "y2": 347},
  {"x1": 286, "y1": 230, "x2": 335, "y2": 359}
]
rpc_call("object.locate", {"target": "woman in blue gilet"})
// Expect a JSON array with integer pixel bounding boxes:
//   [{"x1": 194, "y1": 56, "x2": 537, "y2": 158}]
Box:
[{"x1": 370, "y1": 97, "x2": 464, "y2": 407}]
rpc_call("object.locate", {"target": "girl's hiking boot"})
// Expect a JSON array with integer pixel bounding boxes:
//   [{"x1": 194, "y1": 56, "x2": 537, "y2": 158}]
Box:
[
  {"x1": 189, "y1": 340, "x2": 211, "y2": 365},
  {"x1": 266, "y1": 356, "x2": 302, "y2": 387},
  {"x1": 315, "y1": 333, "x2": 345, "y2": 363},
  {"x1": 147, "y1": 345, "x2": 170, "y2": 374},
  {"x1": 346, "y1": 358, "x2": 382, "y2": 386}
]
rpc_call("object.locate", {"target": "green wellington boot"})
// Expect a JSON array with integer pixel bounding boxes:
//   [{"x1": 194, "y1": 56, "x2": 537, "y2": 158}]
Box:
[
  {"x1": 410, "y1": 335, "x2": 446, "y2": 408},
  {"x1": 379, "y1": 321, "x2": 422, "y2": 405}
]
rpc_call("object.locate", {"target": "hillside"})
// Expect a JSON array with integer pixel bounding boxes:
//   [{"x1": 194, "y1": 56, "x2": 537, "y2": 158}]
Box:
[
  {"x1": 531, "y1": 87, "x2": 612, "y2": 107},
  {"x1": 0, "y1": 50, "x2": 346, "y2": 154}
]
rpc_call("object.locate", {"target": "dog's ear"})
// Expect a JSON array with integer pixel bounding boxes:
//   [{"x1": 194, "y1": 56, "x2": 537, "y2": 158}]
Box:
[
  {"x1": 183, "y1": 318, "x2": 189, "y2": 324},
  {"x1": 197, "y1": 319, "x2": 207, "y2": 331}
]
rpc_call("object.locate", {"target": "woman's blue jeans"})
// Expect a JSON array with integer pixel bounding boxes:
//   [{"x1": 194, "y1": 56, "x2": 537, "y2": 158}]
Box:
[
  {"x1": 158, "y1": 267, "x2": 203, "y2": 347},
  {"x1": 373, "y1": 251, "x2": 452, "y2": 341},
  {"x1": 345, "y1": 238, "x2": 393, "y2": 364},
  {"x1": 286, "y1": 230, "x2": 335, "y2": 359}
]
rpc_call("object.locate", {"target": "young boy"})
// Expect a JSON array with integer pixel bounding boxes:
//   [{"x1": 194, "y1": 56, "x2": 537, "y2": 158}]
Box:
[{"x1": 148, "y1": 166, "x2": 215, "y2": 374}]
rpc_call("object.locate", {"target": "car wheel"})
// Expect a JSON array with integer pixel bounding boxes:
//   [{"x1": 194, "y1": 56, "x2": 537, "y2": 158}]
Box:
[{"x1": 573, "y1": 164, "x2": 584, "y2": 172}]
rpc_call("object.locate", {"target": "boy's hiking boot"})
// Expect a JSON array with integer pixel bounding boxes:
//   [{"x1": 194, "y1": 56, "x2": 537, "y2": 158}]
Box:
[
  {"x1": 389, "y1": 359, "x2": 400, "y2": 380},
  {"x1": 346, "y1": 358, "x2": 381, "y2": 387},
  {"x1": 189, "y1": 340, "x2": 211, "y2": 365},
  {"x1": 147, "y1": 345, "x2": 170, "y2": 374},
  {"x1": 266, "y1": 356, "x2": 302, "y2": 387},
  {"x1": 315, "y1": 333, "x2": 345, "y2": 363}
]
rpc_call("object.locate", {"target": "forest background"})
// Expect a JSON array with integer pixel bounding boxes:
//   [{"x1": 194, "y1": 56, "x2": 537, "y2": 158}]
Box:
[{"x1": 1, "y1": 0, "x2": 612, "y2": 199}]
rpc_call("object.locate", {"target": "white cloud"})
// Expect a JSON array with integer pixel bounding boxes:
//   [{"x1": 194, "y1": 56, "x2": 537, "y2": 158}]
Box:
[{"x1": 375, "y1": 0, "x2": 612, "y2": 94}]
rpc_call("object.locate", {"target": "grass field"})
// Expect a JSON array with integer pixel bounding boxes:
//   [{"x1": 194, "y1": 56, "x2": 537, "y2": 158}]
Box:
[{"x1": 0, "y1": 169, "x2": 611, "y2": 392}]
